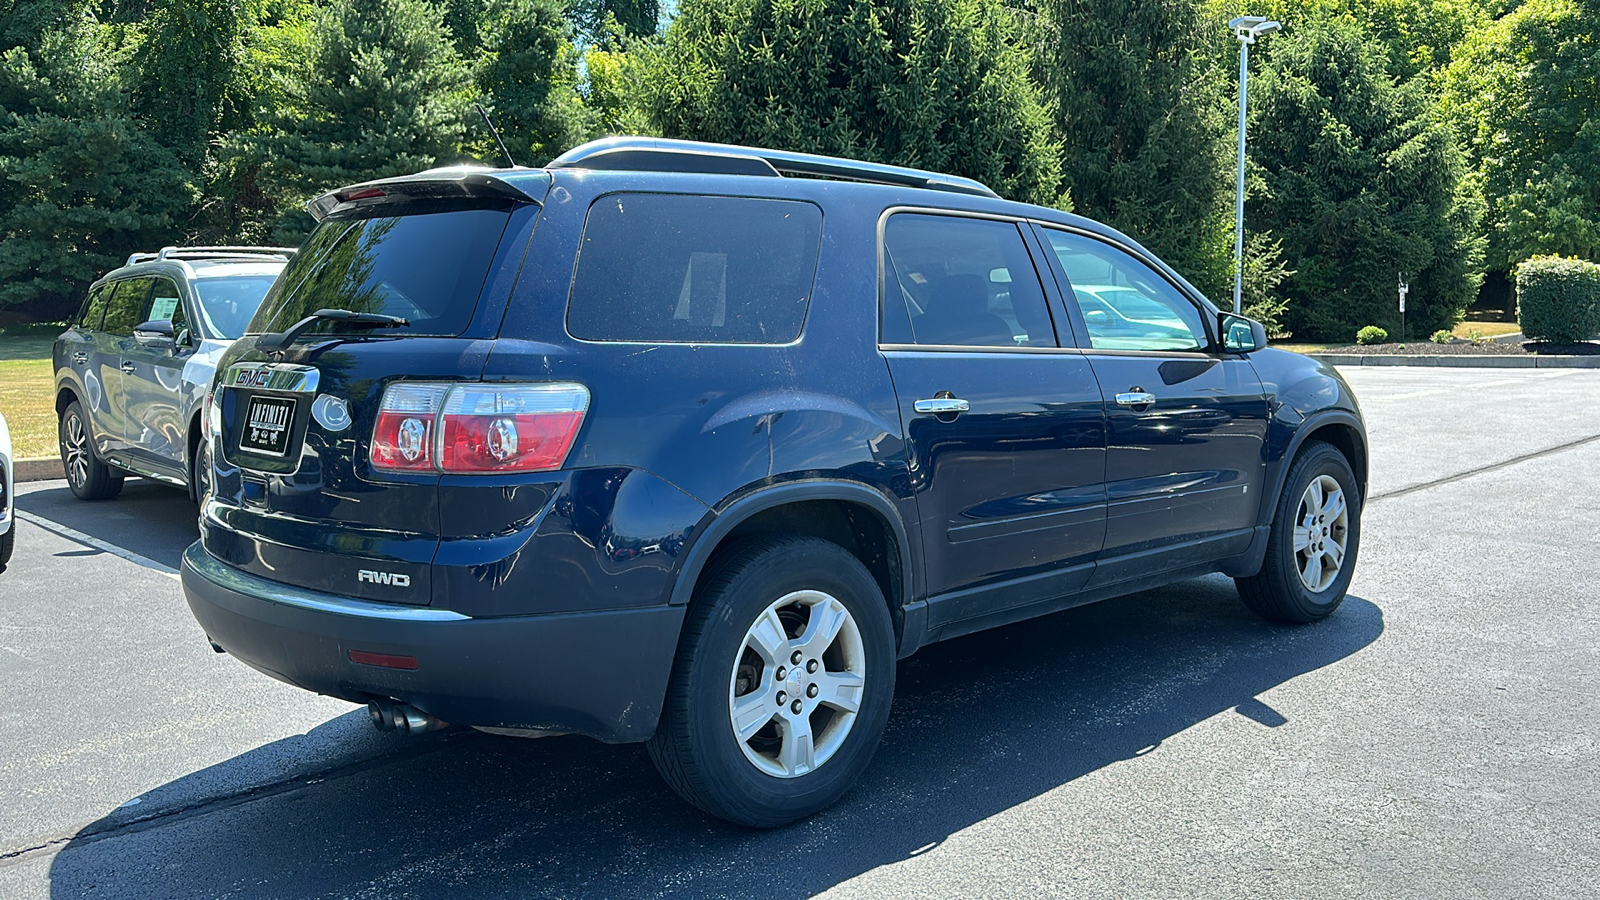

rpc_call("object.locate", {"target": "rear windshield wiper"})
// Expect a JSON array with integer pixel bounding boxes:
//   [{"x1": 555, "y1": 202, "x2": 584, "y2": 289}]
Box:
[{"x1": 258, "y1": 308, "x2": 411, "y2": 350}]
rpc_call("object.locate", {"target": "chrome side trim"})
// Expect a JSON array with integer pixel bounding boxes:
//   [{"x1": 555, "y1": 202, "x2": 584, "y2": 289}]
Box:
[
  {"x1": 183, "y1": 542, "x2": 469, "y2": 622},
  {"x1": 224, "y1": 362, "x2": 320, "y2": 394}
]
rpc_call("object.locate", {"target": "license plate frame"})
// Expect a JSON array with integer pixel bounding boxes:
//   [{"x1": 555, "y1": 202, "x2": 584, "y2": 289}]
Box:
[{"x1": 240, "y1": 395, "x2": 296, "y2": 458}]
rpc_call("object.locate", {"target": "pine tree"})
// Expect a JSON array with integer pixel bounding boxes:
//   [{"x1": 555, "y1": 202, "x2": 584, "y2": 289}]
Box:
[
  {"x1": 474, "y1": 0, "x2": 594, "y2": 165},
  {"x1": 248, "y1": 0, "x2": 474, "y2": 241},
  {"x1": 1247, "y1": 15, "x2": 1483, "y2": 341},
  {"x1": 641, "y1": 0, "x2": 1062, "y2": 207}
]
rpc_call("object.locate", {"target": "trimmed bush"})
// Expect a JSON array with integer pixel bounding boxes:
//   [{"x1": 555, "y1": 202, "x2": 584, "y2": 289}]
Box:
[
  {"x1": 1430, "y1": 329, "x2": 1455, "y2": 344},
  {"x1": 1356, "y1": 326, "x2": 1389, "y2": 345},
  {"x1": 1516, "y1": 256, "x2": 1600, "y2": 343}
]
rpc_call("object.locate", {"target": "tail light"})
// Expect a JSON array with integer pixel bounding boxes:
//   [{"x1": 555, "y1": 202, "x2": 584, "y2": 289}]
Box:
[{"x1": 370, "y1": 382, "x2": 589, "y2": 474}]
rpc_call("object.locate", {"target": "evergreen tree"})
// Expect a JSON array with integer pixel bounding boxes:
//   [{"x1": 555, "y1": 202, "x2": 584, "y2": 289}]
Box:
[
  {"x1": 474, "y1": 0, "x2": 594, "y2": 165},
  {"x1": 1035, "y1": 0, "x2": 1233, "y2": 297},
  {"x1": 133, "y1": 0, "x2": 245, "y2": 164},
  {"x1": 641, "y1": 0, "x2": 1062, "y2": 207},
  {"x1": 0, "y1": 15, "x2": 192, "y2": 319},
  {"x1": 248, "y1": 0, "x2": 474, "y2": 241},
  {"x1": 573, "y1": 0, "x2": 659, "y2": 41},
  {"x1": 1442, "y1": 0, "x2": 1600, "y2": 270},
  {"x1": 1248, "y1": 15, "x2": 1483, "y2": 341}
]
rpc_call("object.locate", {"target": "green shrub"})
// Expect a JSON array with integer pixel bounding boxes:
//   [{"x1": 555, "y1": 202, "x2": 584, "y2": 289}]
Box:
[
  {"x1": 1430, "y1": 329, "x2": 1455, "y2": 344},
  {"x1": 1516, "y1": 255, "x2": 1600, "y2": 343},
  {"x1": 1356, "y1": 326, "x2": 1389, "y2": 345}
]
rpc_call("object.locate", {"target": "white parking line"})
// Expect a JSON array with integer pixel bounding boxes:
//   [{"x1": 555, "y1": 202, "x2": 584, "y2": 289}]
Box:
[{"x1": 14, "y1": 510, "x2": 181, "y2": 581}]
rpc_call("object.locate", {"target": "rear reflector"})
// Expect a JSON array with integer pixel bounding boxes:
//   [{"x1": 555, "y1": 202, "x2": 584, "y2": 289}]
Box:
[
  {"x1": 370, "y1": 381, "x2": 589, "y2": 475},
  {"x1": 349, "y1": 650, "x2": 419, "y2": 670}
]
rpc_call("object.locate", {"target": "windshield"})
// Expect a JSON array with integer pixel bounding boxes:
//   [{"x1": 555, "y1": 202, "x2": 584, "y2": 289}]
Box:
[
  {"x1": 194, "y1": 276, "x2": 280, "y2": 339},
  {"x1": 248, "y1": 205, "x2": 513, "y2": 337}
]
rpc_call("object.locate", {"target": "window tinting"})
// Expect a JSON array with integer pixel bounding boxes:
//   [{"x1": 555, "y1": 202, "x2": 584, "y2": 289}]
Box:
[
  {"x1": 195, "y1": 276, "x2": 278, "y2": 339},
  {"x1": 102, "y1": 278, "x2": 154, "y2": 335},
  {"x1": 149, "y1": 278, "x2": 185, "y2": 335},
  {"x1": 249, "y1": 206, "x2": 512, "y2": 336},
  {"x1": 567, "y1": 193, "x2": 823, "y2": 344},
  {"x1": 881, "y1": 214, "x2": 1056, "y2": 348},
  {"x1": 77, "y1": 285, "x2": 112, "y2": 330},
  {"x1": 1042, "y1": 229, "x2": 1207, "y2": 352}
]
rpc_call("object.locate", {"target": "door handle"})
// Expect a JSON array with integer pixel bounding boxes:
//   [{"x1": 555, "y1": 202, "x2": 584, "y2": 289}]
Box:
[
  {"x1": 120, "y1": 361, "x2": 136, "y2": 373},
  {"x1": 72, "y1": 352, "x2": 88, "y2": 364},
  {"x1": 1115, "y1": 390, "x2": 1157, "y2": 408},
  {"x1": 914, "y1": 397, "x2": 970, "y2": 415}
]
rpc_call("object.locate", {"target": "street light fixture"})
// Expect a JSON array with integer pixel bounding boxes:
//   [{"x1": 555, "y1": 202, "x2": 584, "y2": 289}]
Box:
[{"x1": 1229, "y1": 15, "x2": 1280, "y2": 314}]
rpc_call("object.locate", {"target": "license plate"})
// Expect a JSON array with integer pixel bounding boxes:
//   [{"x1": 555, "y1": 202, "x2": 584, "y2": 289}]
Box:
[{"x1": 241, "y1": 396, "x2": 296, "y2": 457}]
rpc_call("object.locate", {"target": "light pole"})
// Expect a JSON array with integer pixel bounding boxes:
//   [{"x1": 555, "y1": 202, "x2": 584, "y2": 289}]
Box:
[{"x1": 1229, "y1": 16, "x2": 1280, "y2": 314}]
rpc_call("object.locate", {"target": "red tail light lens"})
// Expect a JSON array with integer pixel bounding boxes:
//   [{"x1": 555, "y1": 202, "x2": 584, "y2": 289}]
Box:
[
  {"x1": 370, "y1": 383, "x2": 448, "y2": 472},
  {"x1": 438, "y1": 384, "x2": 589, "y2": 473},
  {"x1": 369, "y1": 382, "x2": 588, "y2": 475}
]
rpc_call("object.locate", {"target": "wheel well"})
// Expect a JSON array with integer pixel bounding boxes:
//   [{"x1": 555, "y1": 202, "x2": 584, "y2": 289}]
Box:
[
  {"x1": 1304, "y1": 423, "x2": 1367, "y2": 494},
  {"x1": 701, "y1": 499, "x2": 905, "y2": 636},
  {"x1": 55, "y1": 388, "x2": 78, "y2": 415}
]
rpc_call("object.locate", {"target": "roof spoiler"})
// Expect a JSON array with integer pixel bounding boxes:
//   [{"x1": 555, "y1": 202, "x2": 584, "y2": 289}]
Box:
[
  {"x1": 307, "y1": 167, "x2": 550, "y2": 222},
  {"x1": 547, "y1": 137, "x2": 1001, "y2": 200}
]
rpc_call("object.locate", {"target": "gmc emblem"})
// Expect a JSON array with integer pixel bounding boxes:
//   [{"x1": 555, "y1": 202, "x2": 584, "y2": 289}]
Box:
[{"x1": 358, "y1": 569, "x2": 411, "y2": 588}]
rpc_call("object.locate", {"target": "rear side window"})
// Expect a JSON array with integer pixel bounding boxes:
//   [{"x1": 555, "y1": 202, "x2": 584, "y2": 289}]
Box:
[
  {"x1": 102, "y1": 278, "x2": 154, "y2": 335},
  {"x1": 567, "y1": 193, "x2": 823, "y2": 344},
  {"x1": 249, "y1": 205, "x2": 512, "y2": 336}
]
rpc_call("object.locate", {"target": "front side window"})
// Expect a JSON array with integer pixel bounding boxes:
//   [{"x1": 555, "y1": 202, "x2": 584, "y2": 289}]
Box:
[
  {"x1": 1042, "y1": 229, "x2": 1208, "y2": 352},
  {"x1": 250, "y1": 204, "x2": 513, "y2": 337},
  {"x1": 881, "y1": 214, "x2": 1057, "y2": 349},
  {"x1": 567, "y1": 193, "x2": 823, "y2": 344},
  {"x1": 149, "y1": 277, "x2": 186, "y2": 335},
  {"x1": 101, "y1": 278, "x2": 154, "y2": 335}
]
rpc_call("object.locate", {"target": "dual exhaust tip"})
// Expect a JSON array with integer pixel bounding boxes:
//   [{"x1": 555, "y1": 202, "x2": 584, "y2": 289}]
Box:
[{"x1": 368, "y1": 698, "x2": 448, "y2": 735}]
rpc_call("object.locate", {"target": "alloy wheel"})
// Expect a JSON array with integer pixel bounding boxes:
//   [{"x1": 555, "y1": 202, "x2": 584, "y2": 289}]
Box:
[
  {"x1": 1294, "y1": 474, "x2": 1349, "y2": 593},
  {"x1": 62, "y1": 412, "x2": 89, "y2": 490},
  {"x1": 727, "y1": 590, "x2": 866, "y2": 778}
]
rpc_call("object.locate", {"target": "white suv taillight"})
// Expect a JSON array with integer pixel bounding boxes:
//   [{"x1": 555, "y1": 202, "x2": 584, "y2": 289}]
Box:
[{"x1": 370, "y1": 382, "x2": 589, "y2": 474}]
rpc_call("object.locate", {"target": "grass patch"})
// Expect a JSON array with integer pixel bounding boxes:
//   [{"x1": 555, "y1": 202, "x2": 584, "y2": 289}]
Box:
[
  {"x1": 0, "y1": 329, "x2": 59, "y2": 458},
  {"x1": 1452, "y1": 321, "x2": 1520, "y2": 339},
  {"x1": 1270, "y1": 341, "x2": 1331, "y2": 354}
]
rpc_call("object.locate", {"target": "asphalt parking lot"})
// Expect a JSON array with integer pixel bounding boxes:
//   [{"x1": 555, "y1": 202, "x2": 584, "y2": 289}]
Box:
[{"x1": 2, "y1": 365, "x2": 1597, "y2": 899}]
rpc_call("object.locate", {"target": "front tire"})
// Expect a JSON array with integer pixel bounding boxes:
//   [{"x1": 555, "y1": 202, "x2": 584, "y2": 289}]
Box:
[
  {"x1": 59, "y1": 401, "x2": 123, "y2": 501},
  {"x1": 1236, "y1": 440, "x2": 1361, "y2": 623},
  {"x1": 647, "y1": 535, "x2": 896, "y2": 828}
]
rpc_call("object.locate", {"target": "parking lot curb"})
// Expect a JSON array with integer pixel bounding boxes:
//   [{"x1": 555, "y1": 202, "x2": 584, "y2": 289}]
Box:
[
  {"x1": 1310, "y1": 353, "x2": 1600, "y2": 368},
  {"x1": 13, "y1": 457, "x2": 63, "y2": 483}
]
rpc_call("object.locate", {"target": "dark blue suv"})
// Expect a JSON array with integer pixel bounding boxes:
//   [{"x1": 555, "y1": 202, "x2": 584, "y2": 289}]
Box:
[{"x1": 182, "y1": 138, "x2": 1367, "y2": 827}]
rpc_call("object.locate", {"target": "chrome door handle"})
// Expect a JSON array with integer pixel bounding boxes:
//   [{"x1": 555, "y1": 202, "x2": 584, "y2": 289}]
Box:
[
  {"x1": 914, "y1": 397, "x2": 970, "y2": 415},
  {"x1": 1115, "y1": 390, "x2": 1157, "y2": 407},
  {"x1": 72, "y1": 352, "x2": 88, "y2": 364},
  {"x1": 120, "y1": 361, "x2": 136, "y2": 373}
]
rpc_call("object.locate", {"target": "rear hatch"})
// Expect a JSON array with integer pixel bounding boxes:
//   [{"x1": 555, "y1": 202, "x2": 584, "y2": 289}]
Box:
[{"x1": 204, "y1": 170, "x2": 551, "y2": 605}]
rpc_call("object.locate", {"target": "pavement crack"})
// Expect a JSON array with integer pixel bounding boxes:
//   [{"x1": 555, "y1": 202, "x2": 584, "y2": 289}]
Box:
[
  {"x1": 1370, "y1": 432, "x2": 1600, "y2": 503},
  {"x1": 0, "y1": 730, "x2": 470, "y2": 869}
]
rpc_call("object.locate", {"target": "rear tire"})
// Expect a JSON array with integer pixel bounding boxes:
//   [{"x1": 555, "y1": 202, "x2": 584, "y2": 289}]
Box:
[
  {"x1": 647, "y1": 535, "x2": 896, "y2": 828},
  {"x1": 191, "y1": 437, "x2": 212, "y2": 506},
  {"x1": 59, "y1": 401, "x2": 123, "y2": 501},
  {"x1": 0, "y1": 524, "x2": 13, "y2": 570},
  {"x1": 1236, "y1": 440, "x2": 1360, "y2": 623}
]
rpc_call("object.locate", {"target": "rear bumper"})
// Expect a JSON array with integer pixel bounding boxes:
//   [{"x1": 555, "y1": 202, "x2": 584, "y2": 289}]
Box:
[{"x1": 181, "y1": 541, "x2": 685, "y2": 743}]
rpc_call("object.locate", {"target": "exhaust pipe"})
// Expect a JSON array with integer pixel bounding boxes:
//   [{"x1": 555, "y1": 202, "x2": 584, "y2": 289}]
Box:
[{"x1": 368, "y1": 698, "x2": 448, "y2": 735}]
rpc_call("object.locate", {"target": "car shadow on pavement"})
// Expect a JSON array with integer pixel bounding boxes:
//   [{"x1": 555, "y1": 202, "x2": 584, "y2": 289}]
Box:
[
  {"x1": 18, "y1": 481, "x2": 198, "y2": 568},
  {"x1": 48, "y1": 575, "x2": 1383, "y2": 899}
]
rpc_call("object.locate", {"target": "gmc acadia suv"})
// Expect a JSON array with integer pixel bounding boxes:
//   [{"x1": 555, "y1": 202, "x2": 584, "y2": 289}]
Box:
[{"x1": 182, "y1": 138, "x2": 1367, "y2": 827}]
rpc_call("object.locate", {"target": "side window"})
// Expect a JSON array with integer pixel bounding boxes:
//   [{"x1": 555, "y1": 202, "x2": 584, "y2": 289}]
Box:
[
  {"x1": 101, "y1": 278, "x2": 155, "y2": 336},
  {"x1": 1042, "y1": 230, "x2": 1208, "y2": 352},
  {"x1": 77, "y1": 285, "x2": 113, "y2": 331},
  {"x1": 567, "y1": 193, "x2": 823, "y2": 344},
  {"x1": 881, "y1": 214, "x2": 1057, "y2": 349},
  {"x1": 149, "y1": 277, "x2": 186, "y2": 334}
]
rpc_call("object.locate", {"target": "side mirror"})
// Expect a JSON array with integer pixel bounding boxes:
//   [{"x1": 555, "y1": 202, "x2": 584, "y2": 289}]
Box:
[
  {"x1": 1218, "y1": 312, "x2": 1268, "y2": 353},
  {"x1": 133, "y1": 319, "x2": 176, "y2": 349}
]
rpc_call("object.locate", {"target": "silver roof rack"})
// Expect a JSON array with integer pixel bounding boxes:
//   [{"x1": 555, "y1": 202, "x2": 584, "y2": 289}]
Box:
[
  {"x1": 125, "y1": 246, "x2": 297, "y2": 267},
  {"x1": 547, "y1": 137, "x2": 1002, "y2": 200}
]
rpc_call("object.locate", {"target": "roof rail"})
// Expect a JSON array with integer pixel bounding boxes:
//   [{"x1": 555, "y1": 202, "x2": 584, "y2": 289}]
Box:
[
  {"x1": 125, "y1": 246, "x2": 297, "y2": 267},
  {"x1": 547, "y1": 137, "x2": 1002, "y2": 200}
]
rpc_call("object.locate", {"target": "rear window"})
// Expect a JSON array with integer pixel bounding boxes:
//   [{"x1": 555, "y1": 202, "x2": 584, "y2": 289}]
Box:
[
  {"x1": 249, "y1": 205, "x2": 512, "y2": 337},
  {"x1": 567, "y1": 193, "x2": 823, "y2": 344}
]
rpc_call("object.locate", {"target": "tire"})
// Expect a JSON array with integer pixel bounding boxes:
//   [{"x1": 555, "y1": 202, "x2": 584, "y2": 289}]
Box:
[
  {"x1": 1236, "y1": 440, "x2": 1361, "y2": 623},
  {"x1": 191, "y1": 437, "x2": 212, "y2": 506},
  {"x1": 59, "y1": 401, "x2": 124, "y2": 501},
  {"x1": 0, "y1": 524, "x2": 13, "y2": 570},
  {"x1": 647, "y1": 534, "x2": 896, "y2": 828}
]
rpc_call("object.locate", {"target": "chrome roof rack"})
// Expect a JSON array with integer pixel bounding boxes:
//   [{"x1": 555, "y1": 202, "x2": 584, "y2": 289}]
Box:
[
  {"x1": 125, "y1": 246, "x2": 297, "y2": 267},
  {"x1": 547, "y1": 137, "x2": 1002, "y2": 200}
]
